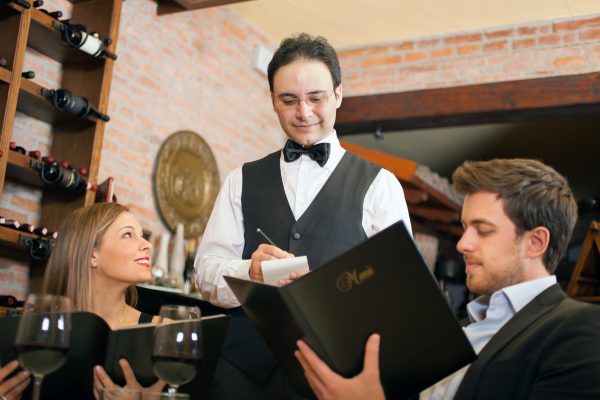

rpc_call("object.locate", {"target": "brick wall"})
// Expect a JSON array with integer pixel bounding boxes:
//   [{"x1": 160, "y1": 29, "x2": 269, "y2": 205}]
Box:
[{"x1": 339, "y1": 14, "x2": 600, "y2": 95}]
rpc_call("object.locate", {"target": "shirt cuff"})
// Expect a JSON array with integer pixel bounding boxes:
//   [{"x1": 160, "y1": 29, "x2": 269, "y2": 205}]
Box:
[{"x1": 232, "y1": 259, "x2": 252, "y2": 279}]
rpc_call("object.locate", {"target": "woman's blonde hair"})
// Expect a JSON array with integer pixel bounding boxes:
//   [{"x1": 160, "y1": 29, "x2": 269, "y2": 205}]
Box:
[{"x1": 43, "y1": 203, "x2": 137, "y2": 311}]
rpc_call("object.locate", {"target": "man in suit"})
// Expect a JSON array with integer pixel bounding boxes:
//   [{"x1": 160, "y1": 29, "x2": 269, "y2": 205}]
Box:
[
  {"x1": 296, "y1": 158, "x2": 600, "y2": 400},
  {"x1": 195, "y1": 33, "x2": 411, "y2": 399}
]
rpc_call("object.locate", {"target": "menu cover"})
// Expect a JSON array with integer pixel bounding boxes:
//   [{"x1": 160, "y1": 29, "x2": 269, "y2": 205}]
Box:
[{"x1": 225, "y1": 221, "x2": 476, "y2": 399}]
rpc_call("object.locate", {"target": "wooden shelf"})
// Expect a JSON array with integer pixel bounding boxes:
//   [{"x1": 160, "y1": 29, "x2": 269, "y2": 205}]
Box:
[
  {"x1": 0, "y1": 225, "x2": 36, "y2": 250},
  {"x1": 17, "y1": 78, "x2": 96, "y2": 128},
  {"x1": 0, "y1": 67, "x2": 10, "y2": 84},
  {"x1": 156, "y1": 0, "x2": 253, "y2": 15},
  {"x1": 5, "y1": 150, "x2": 43, "y2": 188},
  {"x1": 567, "y1": 221, "x2": 600, "y2": 303},
  {"x1": 341, "y1": 140, "x2": 462, "y2": 221},
  {"x1": 28, "y1": 9, "x2": 104, "y2": 67}
]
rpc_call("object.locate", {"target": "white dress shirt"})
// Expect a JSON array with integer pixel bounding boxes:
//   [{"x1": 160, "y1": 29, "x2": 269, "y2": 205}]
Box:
[
  {"x1": 420, "y1": 275, "x2": 557, "y2": 400},
  {"x1": 195, "y1": 131, "x2": 412, "y2": 308}
]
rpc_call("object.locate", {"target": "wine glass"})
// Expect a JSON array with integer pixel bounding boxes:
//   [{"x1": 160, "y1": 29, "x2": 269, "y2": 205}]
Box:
[
  {"x1": 157, "y1": 305, "x2": 200, "y2": 321},
  {"x1": 152, "y1": 305, "x2": 202, "y2": 394},
  {"x1": 15, "y1": 294, "x2": 72, "y2": 400}
]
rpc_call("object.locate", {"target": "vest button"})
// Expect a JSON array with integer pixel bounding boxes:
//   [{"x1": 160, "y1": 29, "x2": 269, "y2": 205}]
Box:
[{"x1": 292, "y1": 232, "x2": 301, "y2": 240}]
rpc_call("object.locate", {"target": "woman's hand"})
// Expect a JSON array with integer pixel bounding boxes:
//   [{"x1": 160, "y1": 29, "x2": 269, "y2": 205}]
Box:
[
  {"x1": 93, "y1": 359, "x2": 166, "y2": 399},
  {"x1": 0, "y1": 360, "x2": 30, "y2": 400}
]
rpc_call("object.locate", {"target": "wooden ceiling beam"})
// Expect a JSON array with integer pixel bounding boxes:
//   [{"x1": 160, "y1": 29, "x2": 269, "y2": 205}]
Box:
[{"x1": 336, "y1": 72, "x2": 600, "y2": 135}]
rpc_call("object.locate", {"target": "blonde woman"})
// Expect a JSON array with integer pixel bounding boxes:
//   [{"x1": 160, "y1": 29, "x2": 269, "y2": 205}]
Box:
[{"x1": 43, "y1": 202, "x2": 165, "y2": 397}]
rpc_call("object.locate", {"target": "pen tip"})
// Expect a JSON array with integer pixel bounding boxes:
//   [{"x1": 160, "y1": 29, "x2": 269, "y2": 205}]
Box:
[{"x1": 256, "y1": 228, "x2": 261, "y2": 233}]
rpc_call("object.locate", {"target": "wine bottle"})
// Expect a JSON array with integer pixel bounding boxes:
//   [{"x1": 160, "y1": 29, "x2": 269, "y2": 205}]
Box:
[
  {"x1": 22, "y1": 236, "x2": 53, "y2": 260},
  {"x1": 0, "y1": 217, "x2": 20, "y2": 229},
  {"x1": 21, "y1": 70, "x2": 35, "y2": 79},
  {"x1": 9, "y1": 141, "x2": 27, "y2": 154},
  {"x1": 33, "y1": 226, "x2": 49, "y2": 236},
  {"x1": 38, "y1": 161, "x2": 89, "y2": 193},
  {"x1": 39, "y1": 8, "x2": 62, "y2": 19},
  {"x1": 41, "y1": 87, "x2": 110, "y2": 122},
  {"x1": 52, "y1": 20, "x2": 117, "y2": 60},
  {"x1": 183, "y1": 240, "x2": 197, "y2": 294},
  {"x1": 0, "y1": 0, "x2": 31, "y2": 9},
  {"x1": 19, "y1": 223, "x2": 36, "y2": 234}
]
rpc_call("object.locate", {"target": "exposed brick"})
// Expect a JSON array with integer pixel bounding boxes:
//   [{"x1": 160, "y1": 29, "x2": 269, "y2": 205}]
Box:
[
  {"x1": 363, "y1": 55, "x2": 403, "y2": 67},
  {"x1": 580, "y1": 29, "x2": 600, "y2": 41},
  {"x1": 339, "y1": 48, "x2": 365, "y2": 58},
  {"x1": 483, "y1": 41, "x2": 508, "y2": 52},
  {"x1": 518, "y1": 26, "x2": 538, "y2": 35},
  {"x1": 444, "y1": 33, "x2": 483, "y2": 45},
  {"x1": 0, "y1": 208, "x2": 29, "y2": 223},
  {"x1": 513, "y1": 38, "x2": 536, "y2": 50},
  {"x1": 398, "y1": 64, "x2": 438, "y2": 74},
  {"x1": 416, "y1": 38, "x2": 440, "y2": 48},
  {"x1": 553, "y1": 56, "x2": 586, "y2": 67},
  {"x1": 10, "y1": 195, "x2": 39, "y2": 214},
  {"x1": 457, "y1": 45, "x2": 481, "y2": 55},
  {"x1": 367, "y1": 47, "x2": 389, "y2": 55},
  {"x1": 562, "y1": 33, "x2": 577, "y2": 44},
  {"x1": 553, "y1": 16, "x2": 600, "y2": 32},
  {"x1": 538, "y1": 35, "x2": 561, "y2": 46},
  {"x1": 393, "y1": 41, "x2": 414, "y2": 51},
  {"x1": 486, "y1": 29, "x2": 514, "y2": 39},
  {"x1": 431, "y1": 48, "x2": 453, "y2": 58},
  {"x1": 442, "y1": 58, "x2": 486, "y2": 70},
  {"x1": 405, "y1": 51, "x2": 427, "y2": 62}
]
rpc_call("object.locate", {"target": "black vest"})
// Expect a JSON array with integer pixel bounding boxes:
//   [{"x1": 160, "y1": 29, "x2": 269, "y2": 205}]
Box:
[
  {"x1": 220, "y1": 150, "x2": 380, "y2": 387},
  {"x1": 241, "y1": 150, "x2": 380, "y2": 268}
]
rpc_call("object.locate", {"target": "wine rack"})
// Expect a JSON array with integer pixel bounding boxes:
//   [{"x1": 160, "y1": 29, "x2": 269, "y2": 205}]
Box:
[{"x1": 0, "y1": 0, "x2": 123, "y2": 286}]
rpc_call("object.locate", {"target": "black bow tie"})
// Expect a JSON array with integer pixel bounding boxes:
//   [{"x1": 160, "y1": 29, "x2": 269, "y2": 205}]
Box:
[{"x1": 282, "y1": 140, "x2": 330, "y2": 167}]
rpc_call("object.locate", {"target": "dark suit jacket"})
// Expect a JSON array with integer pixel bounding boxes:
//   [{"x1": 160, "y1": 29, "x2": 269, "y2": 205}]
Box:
[{"x1": 455, "y1": 284, "x2": 600, "y2": 400}]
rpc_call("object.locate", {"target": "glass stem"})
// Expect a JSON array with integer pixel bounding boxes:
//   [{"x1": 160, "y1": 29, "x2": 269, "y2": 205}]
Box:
[
  {"x1": 167, "y1": 385, "x2": 178, "y2": 394},
  {"x1": 32, "y1": 375, "x2": 44, "y2": 400}
]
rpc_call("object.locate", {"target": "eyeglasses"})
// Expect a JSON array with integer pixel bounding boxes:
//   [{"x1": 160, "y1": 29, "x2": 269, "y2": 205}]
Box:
[{"x1": 274, "y1": 91, "x2": 334, "y2": 110}]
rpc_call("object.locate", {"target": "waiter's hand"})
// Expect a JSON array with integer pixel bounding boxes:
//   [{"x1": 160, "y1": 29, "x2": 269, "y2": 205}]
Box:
[
  {"x1": 278, "y1": 270, "x2": 310, "y2": 286},
  {"x1": 249, "y1": 244, "x2": 294, "y2": 281}
]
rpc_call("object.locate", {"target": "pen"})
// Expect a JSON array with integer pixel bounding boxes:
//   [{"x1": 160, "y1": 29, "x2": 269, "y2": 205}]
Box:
[{"x1": 256, "y1": 228, "x2": 277, "y2": 247}]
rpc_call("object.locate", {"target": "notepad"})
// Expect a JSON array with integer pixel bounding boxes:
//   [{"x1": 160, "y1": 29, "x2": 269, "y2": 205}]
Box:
[{"x1": 261, "y1": 256, "x2": 309, "y2": 285}]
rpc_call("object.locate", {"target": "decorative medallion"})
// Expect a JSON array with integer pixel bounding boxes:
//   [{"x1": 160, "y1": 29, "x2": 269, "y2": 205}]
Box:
[{"x1": 154, "y1": 131, "x2": 220, "y2": 238}]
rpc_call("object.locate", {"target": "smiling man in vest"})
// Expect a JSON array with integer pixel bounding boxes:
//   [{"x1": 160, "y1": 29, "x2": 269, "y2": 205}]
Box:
[{"x1": 195, "y1": 33, "x2": 412, "y2": 399}]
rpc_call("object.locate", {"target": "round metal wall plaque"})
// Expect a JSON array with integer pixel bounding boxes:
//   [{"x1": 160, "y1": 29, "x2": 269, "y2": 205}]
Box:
[{"x1": 155, "y1": 131, "x2": 220, "y2": 238}]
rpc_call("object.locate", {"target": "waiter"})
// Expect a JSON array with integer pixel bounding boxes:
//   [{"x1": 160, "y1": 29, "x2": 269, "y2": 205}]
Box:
[{"x1": 195, "y1": 33, "x2": 412, "y2": 399}]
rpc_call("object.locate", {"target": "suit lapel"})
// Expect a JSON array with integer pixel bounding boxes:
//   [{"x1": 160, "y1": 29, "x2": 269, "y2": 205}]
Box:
[{"x1": 455, "y1": 284, "x2": 566, "y2": 399}]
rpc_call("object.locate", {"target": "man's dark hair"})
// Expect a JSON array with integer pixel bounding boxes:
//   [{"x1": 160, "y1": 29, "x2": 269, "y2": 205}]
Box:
[
  {"x1": 267, "y1": 33, "x2": 341, "y2": 92},
  {"x1": 453, "y1": 158, "x2": 578, "y2": 273}
]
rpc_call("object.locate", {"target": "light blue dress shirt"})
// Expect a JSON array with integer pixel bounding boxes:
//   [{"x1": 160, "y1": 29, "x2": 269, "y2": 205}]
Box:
[{"x1": 421, "y1": 275, "x2": 557, "y2": 400}]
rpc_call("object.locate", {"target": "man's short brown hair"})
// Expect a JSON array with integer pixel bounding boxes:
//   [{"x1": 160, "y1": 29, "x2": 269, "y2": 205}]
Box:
[{"x1": 453, "y1": 158, "x2": 578, "y2": 273}]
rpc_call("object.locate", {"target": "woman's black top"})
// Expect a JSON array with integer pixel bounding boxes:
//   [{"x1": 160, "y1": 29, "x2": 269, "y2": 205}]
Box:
[{"x1": 138, "y1": 312, "x2": 153, "y2": 324}]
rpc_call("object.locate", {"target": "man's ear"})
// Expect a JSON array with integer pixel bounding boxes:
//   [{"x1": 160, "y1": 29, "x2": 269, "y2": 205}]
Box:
[
  {"x1": 271, "y1": 91, "x2": 277, "y2": 111},
  {"x1": 335, "y1": 84, "x2": 343, "y2": 109},
  {"x1": 526, "y1": 226, "x2": 550, "y2": 260}
]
